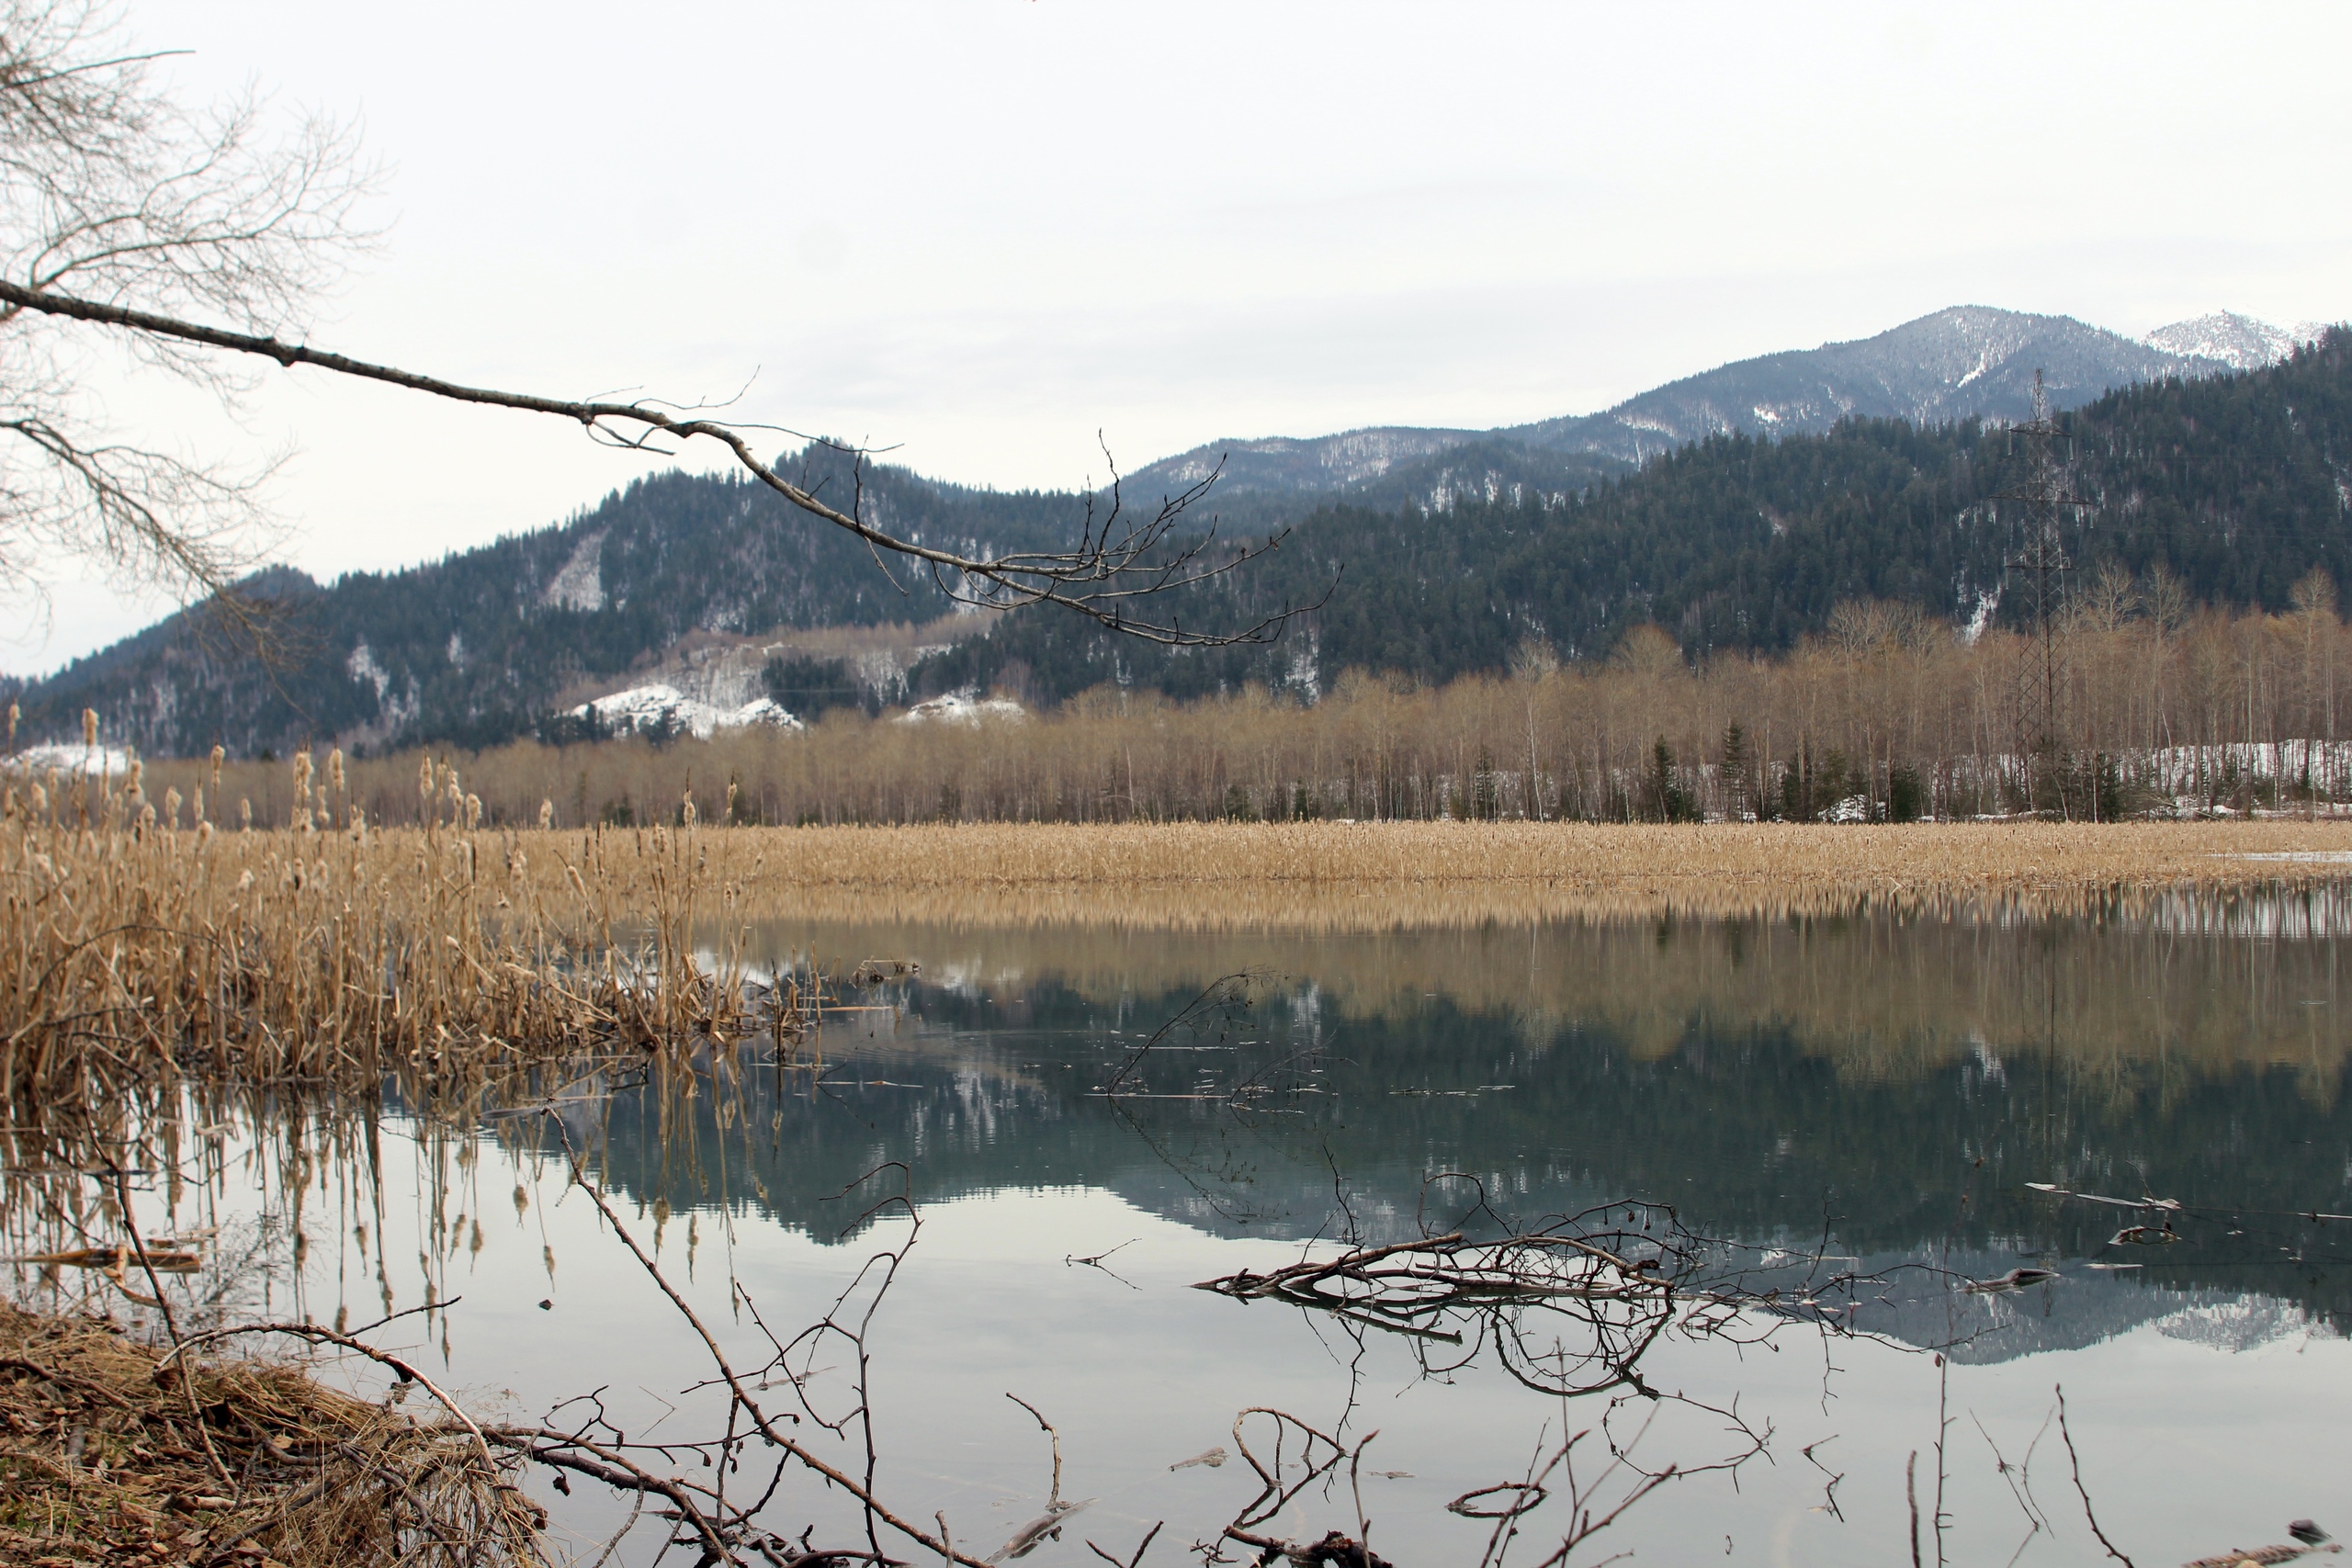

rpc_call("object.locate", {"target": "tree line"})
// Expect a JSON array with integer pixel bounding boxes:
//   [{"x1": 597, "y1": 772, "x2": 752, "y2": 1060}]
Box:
[
  {"x1": 922, "y1": 327, "x2": 2352, "y2": 707},
  {"x1": 123, "y1": 578, "x2": 2352, "y2": 830}
]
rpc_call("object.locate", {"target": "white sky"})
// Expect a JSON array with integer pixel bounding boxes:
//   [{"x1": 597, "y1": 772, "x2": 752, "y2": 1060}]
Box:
[{"x1": 8, "y1": 0, "x2": 2349, "y2": 674}]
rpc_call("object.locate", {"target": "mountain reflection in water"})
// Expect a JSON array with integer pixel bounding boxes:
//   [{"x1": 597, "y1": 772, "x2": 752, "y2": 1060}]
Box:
[{"x1": 597, "y1": 896, "x2": 2352, "y2": 1362}]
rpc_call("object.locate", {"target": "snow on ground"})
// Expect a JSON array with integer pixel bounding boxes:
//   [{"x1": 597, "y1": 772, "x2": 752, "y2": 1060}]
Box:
[
  {"x1": 570, "y1": 683, "x2": 802, "y2": 739},
  {"x1": 897, "y1": 693, "x2": 1027, "y2": 725},
  {"x1": 4, "y1": 742, "x2": 138, "y2": 776}
]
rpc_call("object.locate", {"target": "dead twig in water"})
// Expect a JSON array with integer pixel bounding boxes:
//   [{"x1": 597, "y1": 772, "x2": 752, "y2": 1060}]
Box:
[
  {"x1": 2056, "y1": 1385, "x2": 2134, "y2": 1568},
  {"x1": 1087, "y1": 1520, "x2": 1162, "y2": 1566},
  {"x1": 989, "y1": 1393, "x2": 1091, "y2": 1563}
]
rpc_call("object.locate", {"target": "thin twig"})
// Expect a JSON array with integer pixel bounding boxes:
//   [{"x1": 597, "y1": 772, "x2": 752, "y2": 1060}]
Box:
[{"x1": 2056, "y1": 1386, "x2": 2135, "y2": 1568}]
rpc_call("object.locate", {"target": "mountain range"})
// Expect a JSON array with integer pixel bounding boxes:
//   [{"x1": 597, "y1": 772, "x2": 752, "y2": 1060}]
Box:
[
  {"x1": 1125, "y1": 305, "x2": 2312, "y2": 497},
  {"x1": 4, "y1": 305, "x2": 2338, "y2": 759}
]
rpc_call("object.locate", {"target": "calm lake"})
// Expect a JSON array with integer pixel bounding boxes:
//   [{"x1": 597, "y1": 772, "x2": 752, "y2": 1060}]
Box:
[{"x1": 112, "y1": 892, "x2": 2352, "y2": 1566}]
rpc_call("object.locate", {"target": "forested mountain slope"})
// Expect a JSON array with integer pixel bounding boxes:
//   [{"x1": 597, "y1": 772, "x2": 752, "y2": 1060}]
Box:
[
  {"x1": 921, "y1": 330, "x2": 2352, "y2": 705},
  {"x1": 7, "y1": 318, "x2": 2337, "y2": 759},
  {"x1": 8, "y1": 446, "x2": 1091, "y2": 756}
]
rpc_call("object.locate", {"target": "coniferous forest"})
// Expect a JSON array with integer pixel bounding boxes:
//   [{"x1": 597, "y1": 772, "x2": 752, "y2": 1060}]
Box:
[{"x1": 6, "y1": 330, "x2": 2347, "y2": 771}]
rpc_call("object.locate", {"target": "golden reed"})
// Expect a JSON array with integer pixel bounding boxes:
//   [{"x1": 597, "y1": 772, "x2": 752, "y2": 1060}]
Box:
[
  {"x1": 712, "y1": 818, "x2": 2352, "y2": 929},
  {"x1": 1, "y1": 756, "x2": 769, "y2": 1119}
]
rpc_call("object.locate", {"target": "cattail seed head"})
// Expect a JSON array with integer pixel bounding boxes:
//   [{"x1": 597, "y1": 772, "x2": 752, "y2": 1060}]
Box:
[
  {"x1": 328, "y1": 748, "x2": 345, "y2": 793},
  {"x1": 209, "y1": 744, "x2": 224, "y2": 788},
  {"x1": 82, "y1": 708, "x2": 96, "y2": 749},
  {"x1": 164, "y1": 786, "x2": 183, "y2": 827},
  {"x1": 418, "y1": 755, "x2": 435, "y2": 803},
  {"x1": 465, "y1": 793, "x2": 482, "y2": 829},
  {"x1": 240, "y1": 797, "x2": 253, "y2": 830},
  {"x1": 193, "y1": 786, "x2": 204, "y2": 823},
  {"x1": 538, "y1": 798, "x2": 554, "y2": 829},
  {"x1": 6, "y1": 701, "x2": 16, "y2": 747}
]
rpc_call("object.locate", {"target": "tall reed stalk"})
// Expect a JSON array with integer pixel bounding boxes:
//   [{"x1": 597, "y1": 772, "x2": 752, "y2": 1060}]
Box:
[{"x1": 2, "y1": 753, "x2": 759, "y2": 1129}]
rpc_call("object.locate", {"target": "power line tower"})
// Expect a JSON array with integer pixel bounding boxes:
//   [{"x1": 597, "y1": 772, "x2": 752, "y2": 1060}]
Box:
[{"x1": 1997, "y1": 370, "x2": 2092, "y2": 815}]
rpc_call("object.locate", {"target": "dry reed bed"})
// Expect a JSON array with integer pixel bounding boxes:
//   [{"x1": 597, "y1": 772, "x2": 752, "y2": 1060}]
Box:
[
  {"x1": 3, "y1": 773, "x2": 763, "y2": 1130},
  {"x1": 717, "y1": 819, "x2": 2352, "y2": 928},
  {"x1": 0, "y1": 1299, "x2": 543, "y2": 1568}
]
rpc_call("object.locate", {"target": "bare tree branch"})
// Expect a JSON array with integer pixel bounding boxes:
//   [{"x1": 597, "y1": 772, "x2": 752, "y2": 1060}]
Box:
[{"x1": 0, "y1": 273, "x2": 1322, "y2": 646}]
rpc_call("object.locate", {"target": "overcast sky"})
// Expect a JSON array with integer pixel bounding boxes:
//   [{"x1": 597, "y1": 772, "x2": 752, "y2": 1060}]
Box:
[{"x1": 8, "y1": 0, "x2": 2348, "y2": 673}]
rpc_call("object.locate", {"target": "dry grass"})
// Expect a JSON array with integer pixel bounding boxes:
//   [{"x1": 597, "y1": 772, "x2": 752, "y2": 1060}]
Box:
[
  {"x1": 0, "y1": 1298, "x2": 544, "y2": 1568},
  {"x1": 2, "y1": 766, "x2": 778, "y2": 1137},
  {"x1": 714, "y1": 818, "x2": 2352, "y2": 928}
]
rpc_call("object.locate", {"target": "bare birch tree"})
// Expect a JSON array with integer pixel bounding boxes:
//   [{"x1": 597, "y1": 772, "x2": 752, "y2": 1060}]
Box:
[
  {"x1": 0, "y1": 1, "x2": 1306, "y2": 648},
  {"x1": 1, "y1": 0, "x2": 371, "y2": 612}
]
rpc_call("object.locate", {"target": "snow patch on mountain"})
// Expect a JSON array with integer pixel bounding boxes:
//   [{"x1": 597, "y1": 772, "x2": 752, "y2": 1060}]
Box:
[
  {"x1": 543, "y1": 531, "x2": 607, "y2": 613},
  {"x1": 1141, "y1": 426, "x2": 1482, "y2": 493},
  {"x1": 568, "y1": 682, "x2": 802, "y2": 739},
  {"x1": 346, "y1": 640, "x2": 390, "y2": 700},
  {"x1": 2143, "y1": 312, "x2": 2316, "y2": 370}
]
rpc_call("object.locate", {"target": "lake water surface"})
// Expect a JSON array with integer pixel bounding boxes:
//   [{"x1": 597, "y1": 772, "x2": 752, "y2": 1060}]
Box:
[{"x1": 85, "y1": 893, "x2": 2352, "y2": 1566}]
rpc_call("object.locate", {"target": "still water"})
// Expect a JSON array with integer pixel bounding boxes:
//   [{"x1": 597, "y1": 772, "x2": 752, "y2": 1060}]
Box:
[{"x1": 119, "y1": 896, "x2": 2352, "y2": 1565}]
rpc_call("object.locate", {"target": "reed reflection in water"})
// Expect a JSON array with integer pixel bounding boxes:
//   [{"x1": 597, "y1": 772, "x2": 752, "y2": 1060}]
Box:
[{"x1": 722, "y1": 884, "x2": 2352, "y2": 1085}]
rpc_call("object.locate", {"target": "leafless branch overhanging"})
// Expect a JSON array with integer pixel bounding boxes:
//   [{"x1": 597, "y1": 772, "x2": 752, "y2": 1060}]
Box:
[
  {"x1": 2, "y1": 2, "x2": 1319, "y2": 645},
  {"x1": 0, "y1": 273, "x2": 1328, "y2": 648}
]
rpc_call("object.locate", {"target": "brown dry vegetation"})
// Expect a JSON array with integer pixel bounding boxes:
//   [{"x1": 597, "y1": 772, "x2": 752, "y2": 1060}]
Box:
[
  {"x1": 0, "y1": 1299, "x2": 543, "y2": 1568},
  {"x1": 707, "y1": 818, "x2": 2352, "y2": 926},
  {"x1": 1, "y1": 760, "x2": 775, "y2": 1134},
  {"x1": 101, "y1": 590, "x2": 2352, "y2": 829},
  {"x1": 7, "y1": 754, "x2": 2350, "y2": 1108}
]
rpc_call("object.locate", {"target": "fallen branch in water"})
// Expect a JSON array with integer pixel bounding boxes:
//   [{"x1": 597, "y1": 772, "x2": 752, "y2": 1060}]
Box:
[
  {"x1": 2180, "y1": 1547, "x2": 2341, "y2": 1568},
  {"x1": 1194, "y1": 1192, "x2": 1874, "y2": 1400},
  {"x1": 531, "y1": 1123, "x2": 998, "y2": 1567},
  {"x1": 1216, "y1": 1407, "x2": 1394, "y2": 1567}
]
